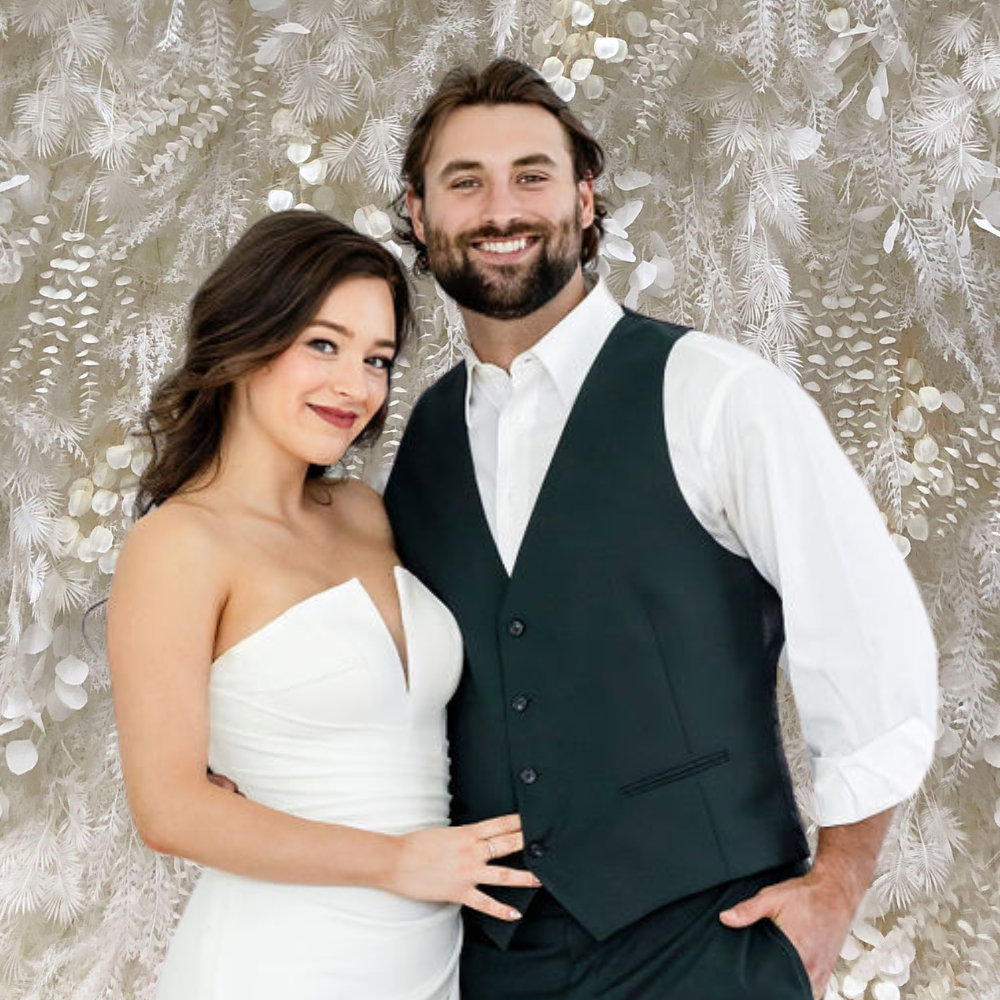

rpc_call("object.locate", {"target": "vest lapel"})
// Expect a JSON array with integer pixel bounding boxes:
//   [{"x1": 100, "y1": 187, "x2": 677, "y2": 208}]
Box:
[{"x1": 506, "y1": 312, "x2": 632, "y2": 580}]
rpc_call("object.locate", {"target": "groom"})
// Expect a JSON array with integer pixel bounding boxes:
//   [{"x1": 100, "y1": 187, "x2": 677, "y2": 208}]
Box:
[{"x1": 383, "y1": 59, "x2": 938, "y2": 999}]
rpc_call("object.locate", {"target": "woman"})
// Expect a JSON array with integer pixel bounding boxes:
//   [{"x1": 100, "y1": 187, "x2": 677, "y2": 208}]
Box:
[{"x1": 106, "y1": 211, "x2": 538, "y2": 1000}]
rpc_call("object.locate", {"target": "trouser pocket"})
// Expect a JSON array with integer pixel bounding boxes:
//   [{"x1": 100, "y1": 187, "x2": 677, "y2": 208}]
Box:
[{"x1": 760, "y1": 917, "x2": 813, "y2": 998}]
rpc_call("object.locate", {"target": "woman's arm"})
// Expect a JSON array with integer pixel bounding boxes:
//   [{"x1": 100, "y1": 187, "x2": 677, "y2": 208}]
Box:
[{"x1": 107, "y1": 506, "x2": 536, "y2": 918}]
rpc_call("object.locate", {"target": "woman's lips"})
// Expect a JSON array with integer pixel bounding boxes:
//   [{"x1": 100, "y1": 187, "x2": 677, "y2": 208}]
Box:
[{"x1": 308, "y1": 404, "x2": 358, "y2": 429}]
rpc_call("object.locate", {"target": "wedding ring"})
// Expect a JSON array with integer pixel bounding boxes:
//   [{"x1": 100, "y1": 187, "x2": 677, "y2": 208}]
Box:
[{"x1": 485, "y1": 838, "x2": 497, "y2": 861}]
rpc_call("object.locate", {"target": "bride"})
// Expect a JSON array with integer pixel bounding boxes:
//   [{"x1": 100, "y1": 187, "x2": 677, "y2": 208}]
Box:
[{"x1": 106, "y1": 211, "x2": 538, "y2": 1000}]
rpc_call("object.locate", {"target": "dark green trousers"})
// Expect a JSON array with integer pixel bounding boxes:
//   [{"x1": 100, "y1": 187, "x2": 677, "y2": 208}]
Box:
[{"x1": 460, "y1": 862, "x2": 813, "y2": 1000}]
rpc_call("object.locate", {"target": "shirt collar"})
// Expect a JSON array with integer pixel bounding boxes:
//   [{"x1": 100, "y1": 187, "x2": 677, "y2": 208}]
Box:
[{"x1": 463, "y1": 279, "x2": 624, "y2": 425}]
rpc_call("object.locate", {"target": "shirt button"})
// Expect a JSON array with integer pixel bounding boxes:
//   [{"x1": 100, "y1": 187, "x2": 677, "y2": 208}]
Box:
[
  {"x1": 511, "y1": 694, "x2": 531, "y2": 713},
  {"x1": 526, "y1": 842, "x2": 546, "y2": 859},
  {"x1": 507, "y1": 618, "x2": 526, "y2": 638},
  {"x1": 519, "y1": 767, "x2": 539, "y2": 785}
]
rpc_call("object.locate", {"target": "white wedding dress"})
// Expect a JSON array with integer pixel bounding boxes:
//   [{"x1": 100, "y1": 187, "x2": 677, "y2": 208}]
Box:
[{"x1": 156, "y1": 566, "x2": 464, "y2": 1000}]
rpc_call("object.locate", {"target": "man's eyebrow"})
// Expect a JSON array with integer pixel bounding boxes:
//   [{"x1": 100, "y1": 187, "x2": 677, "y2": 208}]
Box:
[
  {"x1": 305, "y1": 319, "x2": 396, "y2": 351},
  {"x1": 437, "y1": 153, "x2": 560, "y2": 181}
]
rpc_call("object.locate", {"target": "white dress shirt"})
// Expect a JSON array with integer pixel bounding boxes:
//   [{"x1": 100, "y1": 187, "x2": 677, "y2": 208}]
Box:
[{"x1": 463, "y1": 279, "x2": 938, "y2": 828}]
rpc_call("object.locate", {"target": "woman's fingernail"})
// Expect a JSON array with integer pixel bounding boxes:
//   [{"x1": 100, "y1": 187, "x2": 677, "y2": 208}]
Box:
[{"x1": 510, "y1": 908, "x2": 522, "y2": 919}]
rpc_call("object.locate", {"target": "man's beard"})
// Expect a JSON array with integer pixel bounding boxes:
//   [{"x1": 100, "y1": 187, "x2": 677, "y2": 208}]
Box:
[{"x1": 423, "y1": 206, "x2": 582, "y2": 321}]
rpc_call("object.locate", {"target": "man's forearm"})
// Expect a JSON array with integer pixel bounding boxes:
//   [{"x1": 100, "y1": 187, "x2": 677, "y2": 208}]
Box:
[{"x1": 810, "y1": 806, "x2": 896, "y2": 909}]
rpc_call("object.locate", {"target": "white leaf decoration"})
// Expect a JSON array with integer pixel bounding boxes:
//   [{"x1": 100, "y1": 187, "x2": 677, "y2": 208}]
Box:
[
  {"x1": 552, "y1": 77, "x2": 576, "y2": 102},
  {"x1": 982, "y1": 738, "x2": 1000, "y2": 767},
  {"x1": 783, "y1": 127, "x2": 822, "y2": 160},
  {"x1": 106, "y1": 444, "x2": 132, "y2": 469},
  {"x1": 571, "y1": 1, "x2": 594, "y2": 27},
  {"x1": 6, "y1": 740, "x2": 38, "y2": 776},
  {"x1": 68, "y1": 490, "x2": 92, "y2": 517},
  {"x1": 651, "y1": 255, "x2": 675, "y2": 289},
  {"x1": 570, "y1": 58, "x2": 594, "y2": 82},
  {"x1": 582, "y1": 75, "x2": 604, "y2": 99},
  {"x1": 613, "y1": 199, "x2": 644, "y2": 228},
  {"x1": 594, "y1": 36, "x2": 620, "y2": 60},
  {"x1": 826, "y1": 7, "x2": 850, "y2": 31},
  {"x1": 274, "y1": 22, "x2": 309, "y2": 34},
  {"x1": 299, "y1": 159, "x2": 327, "y2": 185},
  {"x1": 22, "y1": 623, "x2": 52, "y2": 655},
  {"x1": 614, "y1": 168, "x2": 652, "y2": 191},
  {"x1": 883, "y1": 217, "x2": 901, "y2": 253},
  {"x1": 54, "y1": 677, "x2": 88, "y2": 711},
  {"x1": 267, "y1": 189, "x2": 295, "y2": 212},
  {"x1": 55, "y1": 655, "x2": 89, "y2": 686},
  {"x1": 540, "y1": 57, "x2": 564, "y2": 82},
  {"x1": 602, "y1": 237, "x2": 636, "y2": 262},
  {"x1": 941, "y1": 391, "x2": 965, "y2": 413},
  {"x1": 91, "y1": 489, "x2": 118, "y2": 516},
  {"x1": 0, "y1": 174, "x2": 29, "y2": 193},
  {"x1": 919, "y1": 386, "x2": 943, "y2": 411},
  {"x1": 867, "y1": 86, "x2": 884, "y2": 120},
  {"x1": 89, "y1": 526, "x2": 114, "y2": 554},
  {"x1": 254, "y1": 35, "x2": 283, "y2": 66},
  {"x1": 629, "y1": 260, "x2": 658, "y2": 291}
]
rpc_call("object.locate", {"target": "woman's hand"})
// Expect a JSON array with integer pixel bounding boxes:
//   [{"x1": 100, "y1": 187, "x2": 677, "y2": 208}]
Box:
[{"x1": 388, "y1": 814, "x2": 540, "y2": 921}]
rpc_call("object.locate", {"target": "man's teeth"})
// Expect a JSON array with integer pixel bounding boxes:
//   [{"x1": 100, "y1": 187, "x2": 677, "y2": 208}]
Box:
[{"x1": 477, "y1": 237, "x2": 532, "y2": 254}]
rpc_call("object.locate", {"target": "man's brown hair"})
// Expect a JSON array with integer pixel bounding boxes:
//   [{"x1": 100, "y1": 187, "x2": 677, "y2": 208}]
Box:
[{"x1": 394, "y1": 58, "x2": 609, "y2": 274}]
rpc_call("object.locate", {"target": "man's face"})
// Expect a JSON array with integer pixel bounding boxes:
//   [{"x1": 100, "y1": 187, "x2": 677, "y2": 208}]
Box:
[{"x1": 408, "y1": 103, "x2": 595, "y2": 320}]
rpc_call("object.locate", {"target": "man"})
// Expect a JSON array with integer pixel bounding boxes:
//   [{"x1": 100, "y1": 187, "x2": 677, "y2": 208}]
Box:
[{"x1": 382, "y1": 58, "x2": 937, "y2": 999}]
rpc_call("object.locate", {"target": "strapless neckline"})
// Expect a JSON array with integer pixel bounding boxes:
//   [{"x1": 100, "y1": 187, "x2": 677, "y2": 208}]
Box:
[{"x1": 212, "y1": 565, "x2": 412, "y2": 689}]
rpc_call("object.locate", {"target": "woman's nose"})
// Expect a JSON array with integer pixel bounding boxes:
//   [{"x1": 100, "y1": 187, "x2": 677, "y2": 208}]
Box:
[{"x1": 331, "y1": 360, "x2": 368, "y2": 402}]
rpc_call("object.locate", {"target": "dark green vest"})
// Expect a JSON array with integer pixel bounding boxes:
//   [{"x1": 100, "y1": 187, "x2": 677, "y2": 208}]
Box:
[{"x1": 384, "y1": 311, "x2": 809, "y2": 947}]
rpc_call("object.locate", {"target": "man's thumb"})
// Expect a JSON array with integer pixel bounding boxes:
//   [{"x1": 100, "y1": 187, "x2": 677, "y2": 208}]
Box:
[{"x1": 719, "y1": 891, "x2": 767, "y2": 928}]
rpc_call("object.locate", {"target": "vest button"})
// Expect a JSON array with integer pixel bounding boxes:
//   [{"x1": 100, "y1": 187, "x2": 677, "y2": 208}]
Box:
[
  {"x1": 511, "y1": 694, "x2": 530, "y2": 713},
  {"x1": 526, "y1": 841, "x2": 546, "y2": 859},
  {"x1": 507, "y1": 618, "x2": 526, "y2": 638},
  {"x1": 519, "y1": 767, "x2": 539, "y2": 785}
]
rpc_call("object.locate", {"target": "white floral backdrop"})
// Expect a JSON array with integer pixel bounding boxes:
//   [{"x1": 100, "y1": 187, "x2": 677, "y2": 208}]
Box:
[{"x1": 1, "y1": 0, "x2": 999, "y2": 997}]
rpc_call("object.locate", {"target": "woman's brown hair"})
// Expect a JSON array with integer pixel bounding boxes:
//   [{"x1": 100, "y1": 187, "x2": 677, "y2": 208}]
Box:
[
  {"x1": 136, "y1": 211, "x2": 410, "y2": 516},
  {"x1": 393, "y1": 58, "x2": 608, "y2": 273}
]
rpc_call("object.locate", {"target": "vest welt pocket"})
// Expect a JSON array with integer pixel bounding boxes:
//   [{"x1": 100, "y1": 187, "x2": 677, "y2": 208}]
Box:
[{"x1": 620, "y1": 749, "x2": 731, "y2": 797}]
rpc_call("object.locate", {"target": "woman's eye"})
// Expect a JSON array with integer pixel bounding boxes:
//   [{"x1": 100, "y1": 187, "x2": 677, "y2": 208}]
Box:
[
  {"x1": 367, "y1": 356, "x2": 393, "y2": 371},
  {"x1": 308, "y1": 338, "x2": 337, "y2": 354}
]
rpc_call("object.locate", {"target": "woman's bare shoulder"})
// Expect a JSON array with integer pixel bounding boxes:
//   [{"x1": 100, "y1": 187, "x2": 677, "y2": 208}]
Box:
[
  {"x1": 111, "y1": 500, "x2": 232, "y2": 610},
  {"x1": 324, "y1": 477, "x2": 393, "y2": 543}
]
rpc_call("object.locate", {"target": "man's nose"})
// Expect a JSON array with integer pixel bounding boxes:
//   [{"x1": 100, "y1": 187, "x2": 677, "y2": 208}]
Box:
[{"x1": 481, "y1": 182, "x2": 523, "y2": 233}]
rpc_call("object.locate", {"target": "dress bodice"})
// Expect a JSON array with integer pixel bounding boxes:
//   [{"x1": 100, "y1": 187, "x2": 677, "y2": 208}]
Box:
[{"x1": 207, "y1": 565, "x2": 463, "y2": 834}]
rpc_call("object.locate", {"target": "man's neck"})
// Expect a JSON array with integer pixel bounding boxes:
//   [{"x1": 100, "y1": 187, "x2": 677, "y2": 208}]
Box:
[{"x1": 463, "y1": 269, "x2": 589, "y2": 371}]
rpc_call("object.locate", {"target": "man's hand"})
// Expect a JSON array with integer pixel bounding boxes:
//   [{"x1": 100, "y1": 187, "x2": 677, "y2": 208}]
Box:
[
  {"x1": 719, "y1": 808, "x2": 895, "y2": 998},
  {"x1": 206, "y1": 768, "x2": 244, "y2": 797},
  {"x1": 719, "y1": 866, "x2": 853, "y2": 997}
]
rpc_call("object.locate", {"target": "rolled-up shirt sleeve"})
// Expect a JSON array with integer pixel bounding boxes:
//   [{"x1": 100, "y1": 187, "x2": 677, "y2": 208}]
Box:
[{"x1": 679, "y1": 341, "x2": 938, "y2": 827}]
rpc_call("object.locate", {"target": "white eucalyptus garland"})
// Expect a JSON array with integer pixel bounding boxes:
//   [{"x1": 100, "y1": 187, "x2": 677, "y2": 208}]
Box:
[{"x1": 1, "y1": 1, "x2": 998, "y2": 997}]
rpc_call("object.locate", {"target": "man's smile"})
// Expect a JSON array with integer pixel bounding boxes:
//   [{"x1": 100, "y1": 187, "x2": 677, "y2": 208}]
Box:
[{"x1": 467, "y1": 235, "x2": 541, "y2": 263}]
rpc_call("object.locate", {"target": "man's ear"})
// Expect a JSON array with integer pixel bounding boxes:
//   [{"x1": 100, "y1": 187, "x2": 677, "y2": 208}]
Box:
[
  {"x1": 578, "y1": 177, "x2": 595, "y2": 231},
  {"x1": 406, "y1": 186, "x2": 426, "y2": 245}
]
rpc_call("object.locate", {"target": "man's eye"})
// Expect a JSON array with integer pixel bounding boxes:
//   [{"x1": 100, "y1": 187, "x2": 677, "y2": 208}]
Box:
[
  {"x1": 452, "y1": 178, "x2": 479, "y2": 189},
  {"x1": 519, "y1": 174, "x2": 547, "y2": 183},
  {"x1": 308, "y1": 338, "x2": 336, "y2": 354}
]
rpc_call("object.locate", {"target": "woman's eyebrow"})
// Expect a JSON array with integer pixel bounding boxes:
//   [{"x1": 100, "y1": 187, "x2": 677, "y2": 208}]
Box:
[{"x1": 306, "y1": 319, "x2": 395, "y2": 350}]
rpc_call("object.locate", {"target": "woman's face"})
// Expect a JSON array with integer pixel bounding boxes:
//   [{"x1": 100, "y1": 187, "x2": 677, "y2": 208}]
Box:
[{"x1": 239, "y1": 276, "x2": 398, "y2": 468}]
